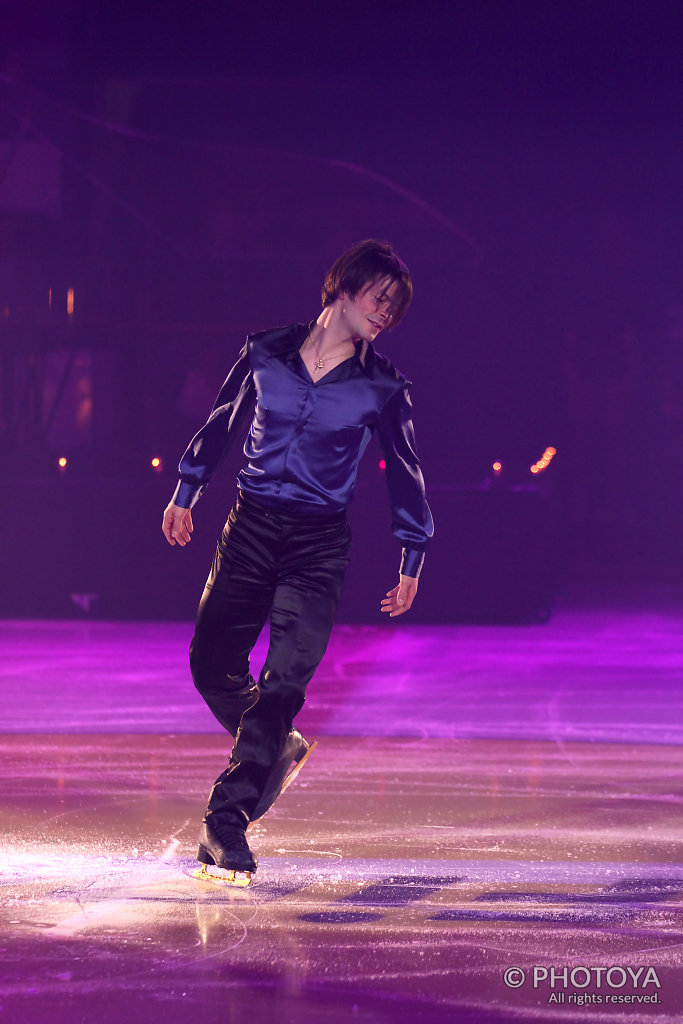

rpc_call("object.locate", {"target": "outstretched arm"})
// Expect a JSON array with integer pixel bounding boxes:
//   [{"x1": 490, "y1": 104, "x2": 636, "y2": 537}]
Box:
[{"x1": 380, "y1": 574, "x2": 419, "y2": 618}]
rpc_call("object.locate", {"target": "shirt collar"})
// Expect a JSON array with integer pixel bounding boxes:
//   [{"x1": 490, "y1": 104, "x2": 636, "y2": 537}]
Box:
[{"x1": 290, "y1": 321, "x2": 374, "y2": 378}]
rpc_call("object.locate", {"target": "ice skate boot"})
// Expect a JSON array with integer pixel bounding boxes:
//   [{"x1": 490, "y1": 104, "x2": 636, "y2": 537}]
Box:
[
  {"x1": 251, "y1": 728, "x2": 318, "y2": 822},
  {"x1": 195, "y1": 816, "x2": 257, "y2": 887}
]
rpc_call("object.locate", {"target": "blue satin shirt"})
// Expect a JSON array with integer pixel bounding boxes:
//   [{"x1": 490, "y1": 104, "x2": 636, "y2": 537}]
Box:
[{"x1": 171, "y1": 323, "x2": 433, "y2": 577}]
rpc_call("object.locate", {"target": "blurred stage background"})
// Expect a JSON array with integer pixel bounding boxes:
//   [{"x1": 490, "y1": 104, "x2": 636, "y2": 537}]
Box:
[{"x1": 1, "y1": 0, "x2": 681, "y2": 622}]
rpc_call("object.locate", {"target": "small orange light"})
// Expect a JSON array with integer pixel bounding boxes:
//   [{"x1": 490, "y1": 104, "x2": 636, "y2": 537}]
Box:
[
  {"x1": 67, "y1": 288, "x2": 75, "y2": 316},
  {"x1": 378, "y1": 459, "x2": 386, "y2": 470},
  {"x1": 151, "y1": 457, "x2": 162, "y2": 470},
  {"x1": 492, "y1": 461, "x2": 502, "y2": 472},
  {"x1": 58, "y1": 456, "x2": 68, "y2": 469},
  {"x1": 547, "y1": 447, "x2": 557, "y2": 456},
  {"x1": 530, "y1": 465, "x2": 539, "y2": 474}
]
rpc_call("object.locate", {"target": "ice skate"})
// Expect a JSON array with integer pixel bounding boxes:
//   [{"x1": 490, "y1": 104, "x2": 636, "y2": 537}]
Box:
[
  {"x1": 251, "y1": 729, "x2": 318, "y2": 822},
  {"x1": 194, "y1": 816, "x2": 257, "y2": 887}
]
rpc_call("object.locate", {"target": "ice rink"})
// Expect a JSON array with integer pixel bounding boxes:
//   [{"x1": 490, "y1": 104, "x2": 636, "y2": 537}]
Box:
[{"x1": 1, "y1": 586, "x2": 681, "y2": 1022}]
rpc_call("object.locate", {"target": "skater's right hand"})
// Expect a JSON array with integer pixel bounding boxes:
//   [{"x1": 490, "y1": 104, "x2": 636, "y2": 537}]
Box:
[{"x1": 162, "y1": 502, "x2": 194, "y2": 546}]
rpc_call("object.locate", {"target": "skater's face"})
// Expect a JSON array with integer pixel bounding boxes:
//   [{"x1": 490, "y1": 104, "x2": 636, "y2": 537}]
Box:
[{"x1": 340, "y1": 277, "x2": 400, "y2": 342}]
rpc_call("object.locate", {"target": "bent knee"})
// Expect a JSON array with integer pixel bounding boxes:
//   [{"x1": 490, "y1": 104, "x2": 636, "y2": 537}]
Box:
[{"x1": 189, "y1": 641, "x2": 251, "y2": 697}]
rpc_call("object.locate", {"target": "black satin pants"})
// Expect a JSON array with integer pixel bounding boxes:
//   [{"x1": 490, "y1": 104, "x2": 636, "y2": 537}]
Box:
[{"x1": 190, "y1": 490, "x2": 351, "y2": 829}]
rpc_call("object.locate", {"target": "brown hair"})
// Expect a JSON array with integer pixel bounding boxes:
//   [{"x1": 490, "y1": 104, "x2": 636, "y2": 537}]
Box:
[{"x1": 321, "y1": 239, "x2": 412, "y2": 328}]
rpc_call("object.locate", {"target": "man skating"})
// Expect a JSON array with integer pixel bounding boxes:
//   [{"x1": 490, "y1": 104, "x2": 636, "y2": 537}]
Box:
[{"x1": 162, "y1": 239, "x2": 433, "y2": 884}]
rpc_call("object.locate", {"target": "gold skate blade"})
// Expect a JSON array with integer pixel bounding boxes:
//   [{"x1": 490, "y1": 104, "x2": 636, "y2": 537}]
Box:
[
  {"x1": 193, "y1": 863, "x2": 252, "y2": 888},
  {"x1": 280, "y1": 739, "x2": 318, "y2": 795}
]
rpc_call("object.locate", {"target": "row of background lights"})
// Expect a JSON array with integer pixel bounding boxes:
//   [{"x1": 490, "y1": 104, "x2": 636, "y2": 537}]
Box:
[{"x1": 57, "y1": 452, "x2": 557, "y2": 476}]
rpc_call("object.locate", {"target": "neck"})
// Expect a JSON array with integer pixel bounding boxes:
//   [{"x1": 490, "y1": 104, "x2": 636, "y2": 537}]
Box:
[{"x1": 310, "y1": 305, "x2": 358, "y2": 354}]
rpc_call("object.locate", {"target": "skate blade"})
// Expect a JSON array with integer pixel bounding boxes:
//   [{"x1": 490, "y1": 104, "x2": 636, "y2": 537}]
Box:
[
  {"x1": 193, "y1": 863, "x2": 252, "y2": 888},
  {"x1": 280, "y1": 739, "x2": 318, "y2": 796}
]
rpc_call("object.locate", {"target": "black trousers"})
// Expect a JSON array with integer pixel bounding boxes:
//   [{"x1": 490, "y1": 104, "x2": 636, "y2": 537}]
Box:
[{"x1": 190, "y1": 490, "x2": 351, "y2": 829}]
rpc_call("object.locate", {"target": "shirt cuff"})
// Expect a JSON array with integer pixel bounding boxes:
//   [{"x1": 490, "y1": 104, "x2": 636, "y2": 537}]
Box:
[
  {"x1": 171, "y1": 479, "x2": 203, "y2": 509},
  {"x1": 400, "y1": 547, "x2": 425, "y2": 579}
]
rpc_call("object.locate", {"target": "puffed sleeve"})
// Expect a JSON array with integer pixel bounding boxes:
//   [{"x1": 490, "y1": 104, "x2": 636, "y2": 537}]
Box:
[
  {"x1": 376, "y1": 384, "x2": 434, "y2": 578},
  {"x1": 170, "y1": 343, "x2": 256, "y2": 508}
]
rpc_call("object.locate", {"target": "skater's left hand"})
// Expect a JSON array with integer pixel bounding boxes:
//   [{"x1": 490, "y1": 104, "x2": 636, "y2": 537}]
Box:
[{"x1": 381, "y1": 575, "x2": 418, "y2": 618}]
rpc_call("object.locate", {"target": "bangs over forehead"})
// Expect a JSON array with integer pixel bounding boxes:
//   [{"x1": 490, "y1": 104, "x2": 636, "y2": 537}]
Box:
[
  {"x1": 367, "y1": 275, "x2": 401, "y2": 303},
  {"x1": 321, "y1": 240, "x2": 413, "y2": 328}
]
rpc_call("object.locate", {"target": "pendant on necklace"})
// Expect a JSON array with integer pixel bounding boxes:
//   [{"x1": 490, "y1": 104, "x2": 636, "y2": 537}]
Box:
[{"x1": 314, "y1": 359, "x2": 324, "y2": 370}]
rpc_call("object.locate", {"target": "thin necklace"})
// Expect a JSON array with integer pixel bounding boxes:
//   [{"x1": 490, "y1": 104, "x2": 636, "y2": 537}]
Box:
[{"x1": 307, "y1": 328, "x2": 353, "y2": 373}]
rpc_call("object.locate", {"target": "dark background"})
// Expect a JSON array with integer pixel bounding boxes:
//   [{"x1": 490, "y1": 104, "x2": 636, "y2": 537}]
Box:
[{"x1": 1, "y1": 0, "x2": 681, "y2": 620}]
